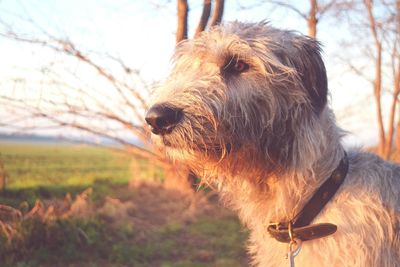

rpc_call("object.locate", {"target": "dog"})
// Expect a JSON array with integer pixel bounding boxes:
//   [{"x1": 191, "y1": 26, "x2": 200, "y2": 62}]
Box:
[{"x1": 145, "y1": 21, "x2": 400, "y2": 266}]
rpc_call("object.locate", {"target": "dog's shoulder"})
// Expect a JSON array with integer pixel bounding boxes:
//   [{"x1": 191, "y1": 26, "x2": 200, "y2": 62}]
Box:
[
  {"x1": 348, "y1": 149, "x2": 400, "y2": 174},
  {"x1": 345, "y1": 149, "x2": 400, "y2": 203}
]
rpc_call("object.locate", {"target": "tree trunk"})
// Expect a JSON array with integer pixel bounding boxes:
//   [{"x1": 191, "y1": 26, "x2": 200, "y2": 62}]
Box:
[
  {"x1": 374, "y1": 42, "x2": 385, "y2": 156},
  {"x1": 176, "y1": 0, "x2": 189, "y2": 43},
  {"x1": 384, "y1": 60, "x2": 400, "y2": 160},
  {"x1": 308, "y1": 0, "x2": 318, "y2": 38},
  {"x1": 394, "y1": 0, "x2": 400, "y2": 160},
  {"x1": 365, "y1": 0, "x2": 385, "y2": 156},
  {"x1": 396, "y1": 118, "x2": 400, "y2": 160},
  {"x1": 209, "y1": 0, "x2": 225, "y2": 27},
  {"x1": 195, "y1": 0, "x2": 212, "y2": 37}
]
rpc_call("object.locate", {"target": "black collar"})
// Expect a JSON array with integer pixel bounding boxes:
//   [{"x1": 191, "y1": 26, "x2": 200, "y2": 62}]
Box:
[{"x1": 267, "y1": 152, "x2": 349, "y2": 243}]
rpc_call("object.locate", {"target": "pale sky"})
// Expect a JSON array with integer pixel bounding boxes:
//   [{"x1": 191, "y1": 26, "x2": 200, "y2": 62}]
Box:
[{"x1": 0, "y1": 0, "x2": 389, "y2": 146}]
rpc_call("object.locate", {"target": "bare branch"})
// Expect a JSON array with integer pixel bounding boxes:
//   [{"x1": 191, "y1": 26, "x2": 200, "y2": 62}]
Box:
[
  {"x1": 318, "y1": 0, "x2": 335, "y2": 15},
  {"x1": 269, "y1": 1, "x2": 307, "y2": 19},
  {"x1": 1, "y1": 95, "x2": 158, "y2": 162}
]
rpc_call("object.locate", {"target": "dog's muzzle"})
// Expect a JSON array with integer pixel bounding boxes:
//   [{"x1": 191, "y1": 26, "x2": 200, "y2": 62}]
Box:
[{"x1": 145, "y1": 104, "x2": 183, "y2": 135}]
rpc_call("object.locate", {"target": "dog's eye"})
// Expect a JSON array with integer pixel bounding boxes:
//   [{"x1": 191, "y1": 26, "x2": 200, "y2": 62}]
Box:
[
  {"x1": 233, "y1": 60, "x2": 249, "y2": 73},
  {"x1": 223, "y1": 58, "x2": 249, "y2": 75}
]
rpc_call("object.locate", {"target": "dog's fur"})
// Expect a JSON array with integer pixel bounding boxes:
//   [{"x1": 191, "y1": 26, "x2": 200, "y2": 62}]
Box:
[{"x1": 147, "y1": 21, "x2": 400, "y2": 266}]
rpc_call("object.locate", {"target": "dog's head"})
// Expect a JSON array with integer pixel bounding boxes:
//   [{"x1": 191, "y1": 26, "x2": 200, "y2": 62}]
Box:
[{"x1": 146, "y1": 21, "x2": 328, "y2": 176}]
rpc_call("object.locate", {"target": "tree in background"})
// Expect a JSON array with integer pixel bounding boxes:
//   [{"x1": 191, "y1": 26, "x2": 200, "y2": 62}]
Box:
[
  {"x1": 177, "y1": 0, "x2": 224, "y2": 43},
  {"x1": 338, "y1": 0, "x2": 399, "y2": 159},
  {"x1": 382, "y1": 0, "x2": 400, "y2": 160},
  {"x1": 269, "y1": 0, "x2": 347, "y2": 38}
]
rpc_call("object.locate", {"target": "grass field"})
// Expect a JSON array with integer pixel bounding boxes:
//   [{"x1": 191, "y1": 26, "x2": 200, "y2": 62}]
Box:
[
  {"x1": 0, "y1": 142, "x2": 249, "y2": 267},
  {"x1": 0, "y1": 143, "x2": 134, "y2": 206}
]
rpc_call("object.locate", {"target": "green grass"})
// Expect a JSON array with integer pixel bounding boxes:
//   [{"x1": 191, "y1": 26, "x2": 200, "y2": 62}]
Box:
[
  {"x1": 0, "y1": 142, "x2": 161, "y2": 206},
  {"x1": 0, "y1": 215, "x2": 248, "y2": 267},
  {"x1": 0, "y1": 142, "x2": 249, "y2": 267},
  {"x1": 1, "y1": 143, "x2": 131, "y2": 188}
]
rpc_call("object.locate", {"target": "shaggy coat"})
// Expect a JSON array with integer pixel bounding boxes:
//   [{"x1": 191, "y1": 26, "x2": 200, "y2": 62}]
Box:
[{"x1": 147, "y1": 21, "x2": 400, "y2": 266}]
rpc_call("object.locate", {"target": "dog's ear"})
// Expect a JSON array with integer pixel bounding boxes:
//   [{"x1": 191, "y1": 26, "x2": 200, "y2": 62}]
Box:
[{"x1": 274, "y1": 36, "x2": 328, "y2": 114}]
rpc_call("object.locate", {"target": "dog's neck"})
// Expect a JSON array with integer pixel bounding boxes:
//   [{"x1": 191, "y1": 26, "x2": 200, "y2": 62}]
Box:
[
  {"x1": 216, "y1": 108, "x2": 345, "y2": 229},
  {"x1": 217, "y1": 148, "x2": 345, "y2": 234}
]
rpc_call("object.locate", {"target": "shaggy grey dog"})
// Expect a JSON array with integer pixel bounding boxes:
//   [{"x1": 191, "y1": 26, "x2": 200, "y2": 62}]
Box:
[{"x1": 145, "y1": 21, "x2": 400, "y2": 266}]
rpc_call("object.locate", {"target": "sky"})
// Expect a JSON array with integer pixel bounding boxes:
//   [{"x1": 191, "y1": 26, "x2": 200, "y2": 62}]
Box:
[{"x1": 0, "y1": 0, "x2": 391, "y2": 147}]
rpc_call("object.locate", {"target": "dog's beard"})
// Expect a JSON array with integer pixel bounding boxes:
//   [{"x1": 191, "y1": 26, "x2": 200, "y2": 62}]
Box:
[{"x1": 155, "y1": 121, "x2": 232, "y2": 164}]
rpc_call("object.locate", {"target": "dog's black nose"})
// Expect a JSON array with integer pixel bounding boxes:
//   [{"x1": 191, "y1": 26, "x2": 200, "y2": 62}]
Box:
[{"x1": 145, "y1": 104, "x2": 183, "y2": 135}]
